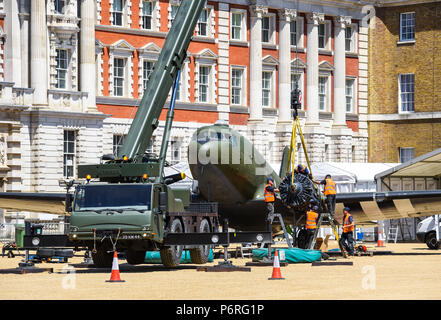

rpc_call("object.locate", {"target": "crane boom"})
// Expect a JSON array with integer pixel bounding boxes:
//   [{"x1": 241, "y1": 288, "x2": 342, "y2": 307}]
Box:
[{"x1": 119, "y1": 0, "x2": 207, "y2": 161}]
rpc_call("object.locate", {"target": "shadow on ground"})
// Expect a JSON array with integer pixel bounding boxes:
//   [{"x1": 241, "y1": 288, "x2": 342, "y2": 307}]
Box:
[{"x1": 64, "y1": 263, "x2": 200, "y2": 274}]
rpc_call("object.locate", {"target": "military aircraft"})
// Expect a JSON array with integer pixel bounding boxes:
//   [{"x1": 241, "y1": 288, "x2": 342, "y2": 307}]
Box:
[
  {"x1": 2, "y1": 120, "x2": 441, "y2": 242},
  {"x1": 187, "y1": 121, "x2": 441, "y2": 231}
]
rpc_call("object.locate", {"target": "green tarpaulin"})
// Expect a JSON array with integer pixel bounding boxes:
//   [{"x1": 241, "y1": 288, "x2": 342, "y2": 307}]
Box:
[
  {"x1": 252, "y1": 248, "x2": 322, "y2": 263},
  {"x1": 145, "y1": 249, "x2": 214, "y2": 264}
]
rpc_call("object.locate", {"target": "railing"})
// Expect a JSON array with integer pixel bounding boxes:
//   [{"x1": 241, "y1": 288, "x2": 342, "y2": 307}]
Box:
[
  {"x1": 48, "y1": 89, "x2": 88, "y2": 112},
  {"x1": 12, "y1": 87, "x2": 34, "y2": 106},
  {"x1": 0, "y1": 83, "x2": 34, "y2": 107}
]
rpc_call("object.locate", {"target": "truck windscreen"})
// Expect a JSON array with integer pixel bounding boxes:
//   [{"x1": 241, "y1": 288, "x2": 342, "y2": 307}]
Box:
[{"x1": 74, "y1": 184, "x2": 152, "y2": 211}]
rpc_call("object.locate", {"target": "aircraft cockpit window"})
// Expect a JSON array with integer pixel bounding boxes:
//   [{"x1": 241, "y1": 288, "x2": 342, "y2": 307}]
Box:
[
  {"x1": 194, "y1": 130, "x2": 238, "y2": 146},
  {"x1": 196, "y1": 131, "x2": 210, "y2": 145},
  {"x1": 229, "y1": 135, "x2": 238, "y2": 147},
  {"x1": 210, "y1": 131, "x2": 223, "y2": 141}
]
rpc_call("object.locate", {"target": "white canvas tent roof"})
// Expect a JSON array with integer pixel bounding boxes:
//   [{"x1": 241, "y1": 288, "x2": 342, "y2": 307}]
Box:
[
  {"x1": 375, "y1": 147, "x2": 441, "y2": 179},
  {"x1": 321, "y1": 162, "x2": 399, "y2": 183}
]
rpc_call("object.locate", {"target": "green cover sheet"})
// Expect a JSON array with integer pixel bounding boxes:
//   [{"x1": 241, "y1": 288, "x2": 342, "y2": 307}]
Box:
[
  {"x1": 252, "y1": 248, "x2": 322, "y2": 263},
  {"x1": 145, "y1": 249, "x2": 214, "y2": 264}
]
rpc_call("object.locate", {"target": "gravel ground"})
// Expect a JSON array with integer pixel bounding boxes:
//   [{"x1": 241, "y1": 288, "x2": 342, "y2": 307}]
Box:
[{"x1": 0, "y1": 242, "x2": 440, "y2": 300}]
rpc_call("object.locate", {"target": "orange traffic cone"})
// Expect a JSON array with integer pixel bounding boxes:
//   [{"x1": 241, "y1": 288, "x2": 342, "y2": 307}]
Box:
[
  {"x1": 106, "y1": 251, "x2": 125, "y2": 283},
  {"x1": 377, "y1": 228, "x2": 384, "y2": 247},
  {"x1": 268, "y1": 249, "x2": 285, "y2": 280}
]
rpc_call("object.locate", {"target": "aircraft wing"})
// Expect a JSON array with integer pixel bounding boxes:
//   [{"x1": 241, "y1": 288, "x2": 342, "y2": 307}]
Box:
[
  {"x1": 0, "y1": 192, "x2": 67, "y2": 215},
  {"x1": 335, "y1": 190, "x2": 441, "y2": 224}
]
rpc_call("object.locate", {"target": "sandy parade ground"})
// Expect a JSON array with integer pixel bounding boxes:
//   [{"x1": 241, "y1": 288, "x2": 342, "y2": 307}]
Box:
[{"x1": 0, "y1": 242, "x2": 440, "y2": 300}]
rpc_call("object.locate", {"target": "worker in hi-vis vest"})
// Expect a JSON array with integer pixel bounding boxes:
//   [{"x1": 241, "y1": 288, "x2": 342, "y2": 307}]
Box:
[
  {"x1": 313, "y1": 174, "x2": 337, "y2": 217},
  {"x1": 264, "y1": 177, "x2": 279, "y2": 217},
  {"x1": 340, "y1": 207, "x2": 355, "y2": 257},
  {"x1": 305, "y1": 205, "x2": 319, "y2": 248}
]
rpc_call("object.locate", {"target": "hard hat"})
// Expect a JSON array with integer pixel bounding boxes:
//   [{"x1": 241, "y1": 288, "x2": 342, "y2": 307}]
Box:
[
  {"x1": 343, "y1": 207, "x2": 351, "y2": 212},
  {"x1": 312, "y1": 206, "x2": 319, "y2": 211},
  {"x1": 267, "y1": 177, "x2": 274, "y2": 183}
]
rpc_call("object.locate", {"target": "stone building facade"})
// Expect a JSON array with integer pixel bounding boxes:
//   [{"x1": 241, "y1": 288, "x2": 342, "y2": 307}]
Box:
[
  {"x1": 0, "y1": 0, "x2": 370, "y2": 199},
  {"x1": 368, "y1": 0, "x2": 441, "y2": 163}
]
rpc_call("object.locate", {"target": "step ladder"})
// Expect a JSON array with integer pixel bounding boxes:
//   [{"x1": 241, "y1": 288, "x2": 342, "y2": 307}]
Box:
[
  {"x1": 308, "y1": 213, "x2": 344, "y2": 256},
  {"x1": 268, "y1": 213, "x2": 292, "y2": 249},
  {"x1": 387, "y1": 224, "x2": 399, "y2": 243}
]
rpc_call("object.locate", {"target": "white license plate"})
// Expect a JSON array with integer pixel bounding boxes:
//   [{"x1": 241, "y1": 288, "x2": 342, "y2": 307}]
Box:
[{"x1": 121, "y1": 234, "x2": 141, "y2": 240}]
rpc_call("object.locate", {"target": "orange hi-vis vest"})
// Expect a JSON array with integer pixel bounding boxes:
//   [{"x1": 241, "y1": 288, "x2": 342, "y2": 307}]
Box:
[
  {"x1": 343, "y1": 213, "x2": 354, "y2": 233},
  {"x1": 305, "y1": 211, "x2": 318, "y2": 229},
  {"x1": 264, "y1": 184, "x2": 275, "y2": 202},
  {"x1": 324, "y1": 178, "x2": 336, "y2": 196}
]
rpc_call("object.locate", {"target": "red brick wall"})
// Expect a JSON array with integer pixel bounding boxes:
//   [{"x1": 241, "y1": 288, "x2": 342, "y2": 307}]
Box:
[{"x1": 96, "y1": 2, "x2": 360, "y2": 129}]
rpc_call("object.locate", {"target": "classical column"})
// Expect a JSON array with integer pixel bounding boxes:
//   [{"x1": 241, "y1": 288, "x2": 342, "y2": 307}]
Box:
[
  {"x1": 248, "y1": 5, "x2": 267, "y2": 122},
  {"x1": 217, "y1": 2, "x2": 230, "y2": 122},
  {"x1": 4, "y1": 0, "x2": 22, "y2": 85},
  {"x1": 30, "y1": 0, "x2": 48, "y2": 105},
  {"x1": 305, "y1": 12, "x2": 323, "y2": 125},
  {"x1": 277, "y1": 9, "x2": 296, "y2": 124},
  {"x1": 333, "y1": 16, "x2": 351, "y2": 127},
  {"x1": 19, "y1": 1, "x2": 31, "y2": 88},
  {"x1": 80, "y1": 0, "x2": 97, "y2": 111}
]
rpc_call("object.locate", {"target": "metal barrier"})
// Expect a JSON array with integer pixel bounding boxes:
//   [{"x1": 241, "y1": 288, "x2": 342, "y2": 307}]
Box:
[{"x1": 0, "y1": 223, "x2": 16, "y2": 242}]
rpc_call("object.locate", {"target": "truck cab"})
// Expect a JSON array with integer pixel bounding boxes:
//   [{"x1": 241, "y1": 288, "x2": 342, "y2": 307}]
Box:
[
  {"x1": 68, "y1": 180, "x2": 218, "y2": 268},
  {"x1": 70, "y1": 182, "x2": 165, "y2": 243}
]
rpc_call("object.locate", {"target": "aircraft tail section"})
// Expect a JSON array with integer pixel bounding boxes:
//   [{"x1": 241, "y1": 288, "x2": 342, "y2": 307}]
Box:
[{"x1": 279, "y1": 146, "x2": 290, "y2": 178}]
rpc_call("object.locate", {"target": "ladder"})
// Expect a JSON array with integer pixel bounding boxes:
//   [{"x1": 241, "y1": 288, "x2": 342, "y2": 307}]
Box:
[
  {"x1": 308, "y1": 212, "x2": 344, "y2": 256},
  {"x1": 387, "y1": 223, "x2": 399, "y2": 243},
  {"x1": 268, "y1": 213, "x2": 292, "y2": 249}
]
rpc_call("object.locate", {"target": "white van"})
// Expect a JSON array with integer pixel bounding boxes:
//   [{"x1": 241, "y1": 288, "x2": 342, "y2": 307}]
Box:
[{"x1": 416, "y1": 216, "x2": 441, "y2": 249}]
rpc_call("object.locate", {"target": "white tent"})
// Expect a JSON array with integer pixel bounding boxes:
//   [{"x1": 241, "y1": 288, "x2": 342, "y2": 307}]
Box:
[
  {"x1": 314, "y1": 162, "x2": 400, "y2": 193},
  {"x1": 164, "y1": 162, "x2": 194, "y2": 187}
]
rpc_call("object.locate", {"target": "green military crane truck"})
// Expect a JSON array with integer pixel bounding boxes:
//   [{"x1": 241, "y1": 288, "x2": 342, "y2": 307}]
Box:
[{"x1": 64, "y1": 0, "x2": 270, "y2": 268}]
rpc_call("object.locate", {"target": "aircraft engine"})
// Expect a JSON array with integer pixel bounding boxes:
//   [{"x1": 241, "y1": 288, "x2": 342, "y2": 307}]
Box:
[{"x1": 279, "y1": 173, "x2": 320, "y2": 211}]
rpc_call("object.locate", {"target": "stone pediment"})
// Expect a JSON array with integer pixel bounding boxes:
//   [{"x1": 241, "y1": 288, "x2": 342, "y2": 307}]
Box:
[
  {"x1": 194, "y1": 48, "x2": 218, "y2": 60},
  {"x1": 109, "y1": 39, "x2": 135, "y2": 52},
  {"x1": 319, "y1": 60, "x2": 334, "y2": 71},
  {"x1": 262, "y1": 55, "x2": 279, "y2": 66},
  {"x1": 95, "y1": 38, "x2": 105, "y2": 48},
  {"x1": 291, "y1": 58, "x2": 306, "y2": 69},
  {"x1": 139, "y1": 42, "x2": 161, "y2": 54}
]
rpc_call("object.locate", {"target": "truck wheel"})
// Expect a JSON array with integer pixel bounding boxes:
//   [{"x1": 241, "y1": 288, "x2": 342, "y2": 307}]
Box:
[
  {"x1": 92, "y1": 250, "x2": 114, "y2": 268},
  {"x1": 160, "y1": 218, "x2": 184, "y2": 267},
  {"x1": 426, "y1": 232, "x2": 441, "y2": 250},
  {"x1": 125, "y1": 250, "x2": 146, "y2": 265},
  {"x1": 36, "y1": 248, "x2": 55, "y2": 257},
  {"x1": 54, "y1": 249, "x2": 74, "y2": 258},
  {"x1": 190, "y1": 218, "x2": 211, "y2": 264}
]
